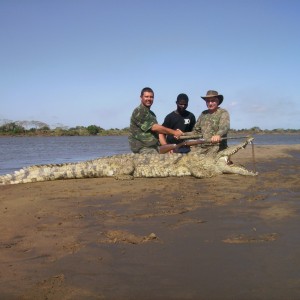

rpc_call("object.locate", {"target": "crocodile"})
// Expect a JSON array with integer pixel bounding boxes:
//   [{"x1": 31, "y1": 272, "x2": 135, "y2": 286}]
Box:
[{"x1": 0, "y1": 137, "x2": 257, "y2": 185}]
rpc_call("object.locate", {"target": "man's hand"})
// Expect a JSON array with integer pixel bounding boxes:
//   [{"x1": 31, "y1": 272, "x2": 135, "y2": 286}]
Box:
[
  {"x1": 174, "y1": 129, "x2": 183, "y2": 139},
  {"x1": 211, "y1": 135, "x2": 221, "y2": 143}
]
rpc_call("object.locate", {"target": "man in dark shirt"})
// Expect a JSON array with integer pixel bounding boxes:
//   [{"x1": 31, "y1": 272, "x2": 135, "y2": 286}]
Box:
[{"x1": 159, "y1": 93, "x2": 196, "y2": 153}]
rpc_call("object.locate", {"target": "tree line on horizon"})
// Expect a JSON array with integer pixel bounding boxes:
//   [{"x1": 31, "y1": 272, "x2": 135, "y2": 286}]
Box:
[
  {"x1": 0, "y1": 120, "x2": 299, "y2": 137},
  {"x1": 0, "y1": 121, "x2": 128, "y2": 136}
]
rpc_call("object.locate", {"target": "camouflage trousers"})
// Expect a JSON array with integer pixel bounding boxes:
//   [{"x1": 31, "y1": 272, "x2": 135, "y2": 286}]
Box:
[{"x1": 138, "y1": 146, "x2": 159, "y2": 154}]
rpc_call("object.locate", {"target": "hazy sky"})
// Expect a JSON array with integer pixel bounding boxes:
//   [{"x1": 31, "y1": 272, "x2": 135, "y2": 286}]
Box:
[{"x1": 1, "y1": 0, "x2": 300, "y2": 130}]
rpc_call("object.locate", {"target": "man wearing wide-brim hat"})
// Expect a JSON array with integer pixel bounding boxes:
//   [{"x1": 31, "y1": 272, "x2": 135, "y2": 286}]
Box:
[{"x1": 183, "y1": 90, "x2": 230, "y2": 152}]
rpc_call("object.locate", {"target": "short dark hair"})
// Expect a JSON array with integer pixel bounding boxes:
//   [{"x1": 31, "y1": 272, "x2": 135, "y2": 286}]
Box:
[
  {"x1": 176, "y1": 93, "x2": 189, "y2": 103},
  {"x1": 140, "y1": 87, "x2": 154, "y2": 97}
]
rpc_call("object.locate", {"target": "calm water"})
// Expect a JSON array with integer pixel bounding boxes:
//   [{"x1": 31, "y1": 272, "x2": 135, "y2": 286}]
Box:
[{"x1": 0, "y1": 134, "x2": 299, "y2": 175}]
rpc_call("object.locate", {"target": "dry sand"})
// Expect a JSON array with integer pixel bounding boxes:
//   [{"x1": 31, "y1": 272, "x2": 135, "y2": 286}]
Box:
[{"x1": 0, "y1": 145, "x2": 300, "y2": 300}]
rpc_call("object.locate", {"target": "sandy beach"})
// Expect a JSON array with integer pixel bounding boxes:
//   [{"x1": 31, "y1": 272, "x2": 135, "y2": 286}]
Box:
[{"x1": 0, "y1": 144, "x2": 300, "y2": 300}]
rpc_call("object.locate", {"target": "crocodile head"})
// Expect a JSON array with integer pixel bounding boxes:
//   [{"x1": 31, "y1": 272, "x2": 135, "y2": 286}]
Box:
[
  {"x1": 189, "y1": 137, "x2": 258, "y2": 178},
  {"x1": 215, "y1": 137, "x2": 258, "y2": 176}
]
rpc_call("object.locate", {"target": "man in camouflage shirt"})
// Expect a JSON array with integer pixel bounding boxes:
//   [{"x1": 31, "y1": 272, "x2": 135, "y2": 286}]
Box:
[
  {"x1": 129, "y1": 87, "x2": 183, "y2": 154},
  {"x1": 184, "y1": 90, "x2": 230, "y2": 153}
]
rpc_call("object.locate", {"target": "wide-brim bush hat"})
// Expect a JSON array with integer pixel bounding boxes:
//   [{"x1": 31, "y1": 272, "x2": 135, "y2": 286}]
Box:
[{"x1": 201, "y1": 90, "x2": 223, "y2": 105}]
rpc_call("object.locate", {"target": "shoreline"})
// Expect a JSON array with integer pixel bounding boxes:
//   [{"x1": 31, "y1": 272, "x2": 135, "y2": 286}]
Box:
[
  {"x1": 0, "y1": 131, "x2": 300, "y2": 138},
  {"x1": 0, "y1": 144, "x2": 300, "y2": 299}
]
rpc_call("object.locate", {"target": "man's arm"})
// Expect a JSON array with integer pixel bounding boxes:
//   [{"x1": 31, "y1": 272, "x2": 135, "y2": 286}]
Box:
[
  {"x1": 216, "y1": 110, "x2": 230, "y2": 137},
  {"x1": 151, "y1": 124, "x2": 183, "y2": 138},
  {"x1": 159, "y1": 133, "x2": 167, "y2": 145},
  {"x1": 158, "y1": 115, "x2": 170, "y2": 145}
]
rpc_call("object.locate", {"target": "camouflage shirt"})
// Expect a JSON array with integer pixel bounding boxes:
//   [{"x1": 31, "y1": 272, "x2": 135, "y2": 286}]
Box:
[
  {"x1": 193, "y1": 108, "x2": 230, "y2": 149},
  {"x1": 128, "y1": 104, "x2": 159, "y2": 153}
]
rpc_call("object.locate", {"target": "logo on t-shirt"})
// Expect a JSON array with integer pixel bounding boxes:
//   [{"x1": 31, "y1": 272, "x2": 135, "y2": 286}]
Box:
[{"x1": 184, "y1": 119, "x2": 190, "y2": 124}]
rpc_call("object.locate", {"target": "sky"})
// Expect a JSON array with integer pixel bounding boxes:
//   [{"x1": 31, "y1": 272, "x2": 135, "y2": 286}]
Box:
[{"x1": 1, "y1": 0, "x2": 300, "y2": 130}]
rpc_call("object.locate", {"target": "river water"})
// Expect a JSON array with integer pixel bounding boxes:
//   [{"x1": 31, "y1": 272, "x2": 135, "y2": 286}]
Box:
[{"x1": 0, "y1": 134, "x2": 299, "y2": 175}]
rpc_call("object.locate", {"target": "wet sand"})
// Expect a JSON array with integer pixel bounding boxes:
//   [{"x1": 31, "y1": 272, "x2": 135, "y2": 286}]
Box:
[{"x1": 0, "y1": 145, "x2": 300, "y2": 300}]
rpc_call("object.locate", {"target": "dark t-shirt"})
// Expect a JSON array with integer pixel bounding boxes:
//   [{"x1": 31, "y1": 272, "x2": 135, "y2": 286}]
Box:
[{"x1": 162, "y1": 110, "x2": 196, "y2": 144}]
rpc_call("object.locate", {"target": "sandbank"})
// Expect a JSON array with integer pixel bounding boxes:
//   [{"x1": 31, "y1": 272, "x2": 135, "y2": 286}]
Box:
[{"x1": 0, "y1": 145, "x2": 300, "y2": 299}]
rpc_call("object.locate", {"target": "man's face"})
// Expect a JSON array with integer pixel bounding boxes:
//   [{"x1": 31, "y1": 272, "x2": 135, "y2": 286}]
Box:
[
  {"x1": 141, "y1": 91, "x2": 154, "y2": 108},
  {"x1": 205, "y1": 97, "x2": 219, "y2": 112},
  {"x1": 176, "y1": 100, "x2": 188, "y2": 113}
]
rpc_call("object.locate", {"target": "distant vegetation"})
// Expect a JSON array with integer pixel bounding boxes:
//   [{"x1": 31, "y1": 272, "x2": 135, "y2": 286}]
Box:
[
  {"x1": 0, "y1": 121, "x2": 128, "y2": 136},
  {"x1": 0, "y1": 120, "x2": 299, "y2": 137}
]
